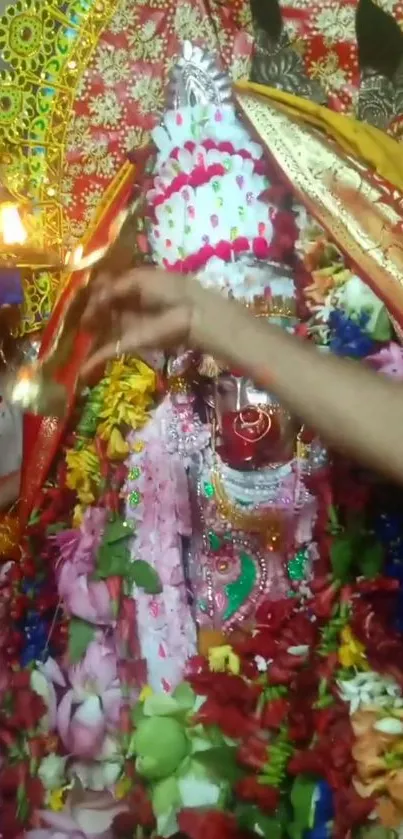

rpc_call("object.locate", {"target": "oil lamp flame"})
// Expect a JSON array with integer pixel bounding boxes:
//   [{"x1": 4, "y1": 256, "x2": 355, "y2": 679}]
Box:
[{"x1": 0, "y1": 203, "x2": 27, "y2": 246}]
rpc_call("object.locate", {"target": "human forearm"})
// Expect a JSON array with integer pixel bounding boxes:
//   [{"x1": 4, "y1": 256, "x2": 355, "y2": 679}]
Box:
[{"x1": 199, "y1": 298, "x2": 403, "y2": 482}]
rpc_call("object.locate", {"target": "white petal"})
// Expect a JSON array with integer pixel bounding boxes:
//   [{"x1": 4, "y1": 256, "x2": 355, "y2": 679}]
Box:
[
  {"x1": 74, "y1": 695, "x2": 103, "y2": 727},
  {"x1": 287, "y1": 645, "x2": 309, "y2": 656},
  {"x1": 157, "y1": 808, "x2": 179, "y2": 839},
  {"x1": 178, "y1": 775, "x2": 220, "y2": 808},
  {"x1": 374, "y1": 717, "x2": 403, "y2": 735},
  {"x1": 350, "y1": 697, "x2": 360, "y2": 715}
]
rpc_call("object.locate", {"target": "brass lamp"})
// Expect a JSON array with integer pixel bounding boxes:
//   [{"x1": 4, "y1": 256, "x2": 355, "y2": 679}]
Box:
[{"x1": 0, "y1": 184, "x2": 64, "y2": 270}]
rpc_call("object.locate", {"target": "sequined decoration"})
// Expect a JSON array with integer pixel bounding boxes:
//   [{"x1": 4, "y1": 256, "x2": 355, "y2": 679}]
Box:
[
  {"x1": 129, "y1": 490, "x2": 141, "y2": 508},
  {"x1": 287, "y1": 548, "x2": 308, "y2": 581},
  {"x1": 128, "y1": 467, "x2": 140, "y2": 481}
]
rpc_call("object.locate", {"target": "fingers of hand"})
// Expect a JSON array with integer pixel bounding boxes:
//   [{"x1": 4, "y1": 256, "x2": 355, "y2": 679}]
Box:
[
  {"x1": 82, "y1": 267, "x2": 188, "y2": 327},
  {"x1": 80, "y1": 306, "x2": 189, "y2": 380}
]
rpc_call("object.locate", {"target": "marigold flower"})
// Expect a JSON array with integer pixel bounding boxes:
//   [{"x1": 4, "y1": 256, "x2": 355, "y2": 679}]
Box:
[
  {"x1": 338, "y1": 626, "x2": 369, "y2": 669},
  {"x1": 208, "y1": 645, "x2": 240, "y2": 675}
]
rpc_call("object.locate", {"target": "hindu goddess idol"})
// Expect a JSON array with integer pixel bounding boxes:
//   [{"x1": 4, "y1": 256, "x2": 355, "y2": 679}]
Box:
[
  {"x1": 141, "y1": 42, "x2": 327, "y2": 637},
  {"x1": 18, "y1": 43, "x2": 403, "y2": 691}
]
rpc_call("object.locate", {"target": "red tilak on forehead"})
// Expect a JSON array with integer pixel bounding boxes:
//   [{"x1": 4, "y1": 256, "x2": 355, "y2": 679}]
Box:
[{"x1": 228, "y1": 367, "x2": 246, "y2": 378}]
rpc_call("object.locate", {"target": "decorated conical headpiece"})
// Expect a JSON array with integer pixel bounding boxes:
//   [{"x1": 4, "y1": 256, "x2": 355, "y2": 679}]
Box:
[{"x1": 148, "y1": 40, "x2": 298, "y2": 323}]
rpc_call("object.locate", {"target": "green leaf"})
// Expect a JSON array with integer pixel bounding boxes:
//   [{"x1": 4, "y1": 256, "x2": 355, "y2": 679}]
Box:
[
  {"x1": 46, "y1": 522, "x2": 67, "y2": 535},
  {"x1": 290, "y1": 775, "x2": 317, "y2": 834},
  {"x1": 28, "y1": 508, "x2": 41, "y2": 526},
  {"x1": 94, "y1": 544, "x2": 130, "y2": 580},
  {"x1": 130, "y1": 560, "x2": 162, "y2": 594},
  {"x1": 371, "y1": 307, "x2": 392, "y2": 342},
  {"x1": 327, "y1": 505, "x2": 340, "y2": 533},
  {"x1": 68, "y1": 618, "x2": 96, "y2": 664},
  {"x1": 194, "y1": 746, "x2": 244, "y2": 784},
  {"x1": 103, "y1": 516, "x2": 133, "y2": 545},
  {"x1": 143, "y1": 693, "x2": 181, "y2": 717},
  {"x1": 152, "y1": 777, "x2": 180, "y2": 815},
  {"x1": 330, "y1": 535, "x2": 353, "y2": 583},
  {"x1": 359, "y1": 542, "x2": 383, "y2": 578},
  {"x1": 131, "y1": 701, "x2": 146, "y2": 727},
  {"x1": 236, "y1": 804, "x2": 283, "y2": 838},
  {"x1": 173, "y1": 682, "x2": 196, "y2": 712}
]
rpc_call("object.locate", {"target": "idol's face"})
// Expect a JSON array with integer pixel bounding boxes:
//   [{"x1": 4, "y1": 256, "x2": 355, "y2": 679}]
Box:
[{"x1": 209, "y1": 372, "x2": 296, "y2": 469}]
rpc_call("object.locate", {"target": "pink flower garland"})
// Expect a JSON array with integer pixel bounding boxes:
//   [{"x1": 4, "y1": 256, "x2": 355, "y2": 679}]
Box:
[{"x1": 124, "y1": 398, "x2": 197, "y2": 693}]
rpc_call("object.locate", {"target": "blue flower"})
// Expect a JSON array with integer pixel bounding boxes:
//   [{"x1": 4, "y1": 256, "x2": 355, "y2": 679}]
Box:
[
  {"x1": 304, "y1": 824, "x2": 332, "y2": 839},
  {"x1": 312, "y1": 780, "x2": 334, "y2": 822},
  {"x1": 328, "y1": 310, "x2": 375, "y2": 358}
]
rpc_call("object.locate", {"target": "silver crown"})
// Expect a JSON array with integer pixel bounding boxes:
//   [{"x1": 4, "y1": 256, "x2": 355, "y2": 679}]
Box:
[{"x1": 167, "y1": 40, "x2": 232, "y2": 109}]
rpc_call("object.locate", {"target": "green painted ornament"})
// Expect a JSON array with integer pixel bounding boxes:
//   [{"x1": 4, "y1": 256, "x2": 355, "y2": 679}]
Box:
[
  {"x1": 203, "y1": 481, "x2": 214, "y2": 499},
  {"x1": 287, "y1": 548, "x2": 309, "y2": 581},
  {"x1": 128, "y1": 467, "x2": 140, "y2": 481},
  {"x1": 224, "y1": 553, "x2": 256, "y2": 620},
  {"x1": 208, "y1": 531, "x2": 222, "y2": 551}
]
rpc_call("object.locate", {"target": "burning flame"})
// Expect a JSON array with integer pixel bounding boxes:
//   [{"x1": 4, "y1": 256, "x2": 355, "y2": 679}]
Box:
[{"x1": 0, "y1": 203, "x2": 27, "y2": 246}]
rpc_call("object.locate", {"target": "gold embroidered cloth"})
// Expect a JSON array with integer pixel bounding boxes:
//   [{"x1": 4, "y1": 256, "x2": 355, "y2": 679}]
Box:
[{"x1": 236, "y1": 88, "x2": 403, "y2": 325}]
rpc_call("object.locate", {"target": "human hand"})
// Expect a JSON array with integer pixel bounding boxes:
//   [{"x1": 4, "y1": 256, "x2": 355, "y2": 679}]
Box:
[{"x1": 80, "y1": 266, "x2": 229, "y2": 377}]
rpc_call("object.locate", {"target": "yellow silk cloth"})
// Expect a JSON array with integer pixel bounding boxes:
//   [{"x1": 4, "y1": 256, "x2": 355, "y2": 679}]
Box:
[{"x1": 234, "y1": 81, "x2": 403, "y2": 327}]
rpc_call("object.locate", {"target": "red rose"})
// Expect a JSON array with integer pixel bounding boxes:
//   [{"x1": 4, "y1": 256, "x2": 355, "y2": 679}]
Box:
[
  {"x1": 255, "y1": 599, "x2": 296, "y2": 632},
  {"x1": 26, "y1": 776, "x2": 45, "y2": 809},
  {"x1": 233, "y1": 630, "x2": 276, "y2": 661},
  {"x1": 309, "y1": 581, "x2": 340, "y2": 619},
  {"x1": 10, "y1": 671, "x2": 31, "y2": 690},
  {"x1": 0, "y1": 727, "x2": 15, "y2": 749},
  {"x1": 195, "y1": 698, "x2": 258, "y2": 739},
  {"x1": 288, "y1": 749, "x2": 324, "y2": 777},
  {"x1": 236, "y1": 776, "x2": 280, "y2": 813},
  {"x1": 333, "y1": 787, "x2": 375, "y2": 839},
  {"x1": 262, "y1": 697, "x2": 289, "y2": 729},
  {"x1": 316, "y1": 652, "x2": 339, "y2": 681},
  {"x1": 0, "y1": 763, "x2": 27, "y2": 794},
  {"x1": 0, "y1": 800, "x2": 23, "y2": 838},
  {"x1": 178, "y1": 810, "x2": 244, "y2": 839},
  {"x1": 288, "y1": 707, "x2": 313, "y2": 743},
  {"x1": 267, "y1": 663, "x2": 296, "y2": 686},
  {"x1": 280, "y1": 613, "x2": 318, "y2": 650},
  {"x1": 112, "y1": 783, "x2": 154, "y2": 834},
  {"x1": 189, "y1": 672, "x2": 258, "y2": 711},
  {"x1": 127, "y1": 784, "x2": 155, "y2": 828},
  {"x1": 12, "y1": 689, "x2": 46, "y2": 729},
  {"x1": 237, "y1": 736, "x2": 269, "y2": 771}
]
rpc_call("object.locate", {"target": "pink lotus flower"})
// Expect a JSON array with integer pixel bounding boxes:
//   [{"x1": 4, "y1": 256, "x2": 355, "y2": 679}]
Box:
[
  {"x1": 367, "y1": 342, "x2": 403, "y2": 380},
  {"x1": 70, "y1": 735, "x2": 122, "y2": 791},
  {"x1": 61, "y1": 575, "x2": 114, "y2": 625},
  {"x1": 30, "y1": 658, "x2": 66, "y2": 731},
  {"x1": 27, "y1": 790, "x2": 125, "y2": 839},
  {"x1": 54, "y1": 508, "x2": 106, "y2": 576},
  {"x1": 57, "y1": 642, "x2": 121, "y2": 759}
]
